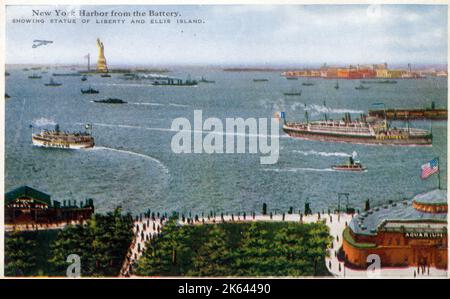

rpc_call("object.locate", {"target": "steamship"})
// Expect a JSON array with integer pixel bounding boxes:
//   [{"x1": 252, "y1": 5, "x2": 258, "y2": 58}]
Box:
[
  {"x1": 32, "y1": 124, "x2": 95, "y2": 149},
  {"x1": 282, "y1": 112, "x2": 432, "y2": 146}
]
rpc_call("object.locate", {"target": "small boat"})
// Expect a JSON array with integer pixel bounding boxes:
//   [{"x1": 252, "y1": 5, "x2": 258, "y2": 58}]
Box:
[
  {"x1": 334, "y1": 81, "x2": 339, "y2": 89},
  {"x1": 286, "y1": 77, "x2": 298, "y2": 80},
  {"x1": 5, "y1": 71, "x2": 10, "y2": 76},
  {"x1": 199, "y1": 76, "x2": 216, "y2": 83},
  {"x1": 52, "y1": 73, "x2": 81, "y2": 77},
  {"x1": 44, "y1": 78, "x2": 62, "y2": 87},
  {"x1": 81, "y1": 75, "x2": 87, "y2": 82},
  {"x1": 355, "y1": 84, "x2": 369, "y2": 90},
  {"x1": 283, "y1": 89, "x2": 302, "y2": 96},
  {"x1": 253, "y1": 79, "x2": 268, "y2": 82},
  {"x1": 360, "y1": 80, "x2": 397, "y2": 84},
  {"x1": 332, "y1": 156, "x2": 366, "y2": 172},
  {"x1": 23, "y1": 68, "x2": 29, "y2": 71},
  {"x1": 5, "y1": 93, "x2": 10, "y2": 99},
  {"x1": 28, "y1": 74, "x2": 42, "y2": 79},
  {"x1": 81, "y1": 86, "x2": 99, "y2": 94},
  {"x1": 302, "y1": 82, "x2": 314, "y2": 86},
  {"x1": 94, "y1": 98, "x2": 127, "y2": 104},
  {"x1": 100, "y1": 73, "x2": 111, "y2": 78},
  {"x1": 152, "y1": 77, "x2": 198, "y2": 86}
]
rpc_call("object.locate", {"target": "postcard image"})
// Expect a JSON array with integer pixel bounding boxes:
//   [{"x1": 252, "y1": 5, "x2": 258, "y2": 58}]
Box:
[{"x1": 1, "y1": 2, "x2": 448, "y2": 281}]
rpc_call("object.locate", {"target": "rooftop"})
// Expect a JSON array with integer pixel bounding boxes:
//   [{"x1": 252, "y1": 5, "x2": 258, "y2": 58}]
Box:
[
  {"x1": 349, "y1": 189, "x2": 447, "y2": 236},
  {"x1": 5, "y1": 185, "x2": 51, "y2": 206}
]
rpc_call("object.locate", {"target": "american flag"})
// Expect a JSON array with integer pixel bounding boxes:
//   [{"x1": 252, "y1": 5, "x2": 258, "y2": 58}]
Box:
[{"x1": 421, "y1": 158, "x2": 439, "y2": 179}]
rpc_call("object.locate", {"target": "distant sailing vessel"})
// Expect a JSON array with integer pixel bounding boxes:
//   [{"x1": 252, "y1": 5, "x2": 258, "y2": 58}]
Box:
[
  {"x1": 332, "y1": 156, "x2": 366, "y2": 172},
  {"x1": 282, "y1": 112, "x2": 432, "y2": 146},
  {"x1": 44, "y1": 78, "x2": 62, "y2": 87},
  {"x1": 81, "y1": 86, "x2": 99, "y2": 94},
  {"x1": 32, "y1": 124, "x2": 95, "y2": 149}
]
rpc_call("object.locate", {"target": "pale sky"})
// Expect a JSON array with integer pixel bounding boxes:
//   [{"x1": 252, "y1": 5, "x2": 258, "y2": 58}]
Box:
[{"x1": 5, "y1": 4, "x2": 448, "y2": 66}]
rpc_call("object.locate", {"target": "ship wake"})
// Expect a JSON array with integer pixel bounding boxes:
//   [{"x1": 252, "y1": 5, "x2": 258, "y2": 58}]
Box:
[
  {"x1": 261, "y1": 167, "x2": 335, "y2": 173},
  {"x1": 91, "y1": 146, "x2": 169, "y2": 175},
  {"x1": 292, "y1": 150, "x2": 353, "y2": 157}
]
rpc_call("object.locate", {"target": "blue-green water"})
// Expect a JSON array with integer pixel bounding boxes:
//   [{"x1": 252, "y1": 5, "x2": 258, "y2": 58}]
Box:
[{"x1": 5, "y1": 68, "x2": 447, "y2": 215}]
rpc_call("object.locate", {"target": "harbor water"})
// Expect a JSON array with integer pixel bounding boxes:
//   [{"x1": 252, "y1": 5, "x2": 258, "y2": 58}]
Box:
[{"x1": 5, "y1": 68, "x2": 448, "y2": 215}]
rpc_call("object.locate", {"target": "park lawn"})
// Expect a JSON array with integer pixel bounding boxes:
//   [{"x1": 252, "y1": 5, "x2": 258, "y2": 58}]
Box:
[{"x1": 136, "y1": 219, "x2": 333, "y2": 277}]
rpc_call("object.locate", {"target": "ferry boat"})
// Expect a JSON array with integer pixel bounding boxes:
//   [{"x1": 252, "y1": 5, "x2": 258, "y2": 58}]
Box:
[
  {"x1": 94, "y1": 98, "x2": 127, "y2": 104},
  {"x1": 81, "y1": 86, "x2": 99, "y2": 94},
  {"x1": 282, "y1": 112, "x2": 432, "y2": 146},
  {"x1": 332, "y1": 156, "x2": 366, "y2": 172},
  {"x1": 152, "y1": 77, "x2": 198, "y2": 86},
  {"x1": 44, "y1": 78, "x2": 62, "y2": 87},
  {"x1": 28, "y1": 74, "x2": 42, "y2": 79},
  {"x1": 32, "y1": 124, "x2": 94, "y2": 149}
]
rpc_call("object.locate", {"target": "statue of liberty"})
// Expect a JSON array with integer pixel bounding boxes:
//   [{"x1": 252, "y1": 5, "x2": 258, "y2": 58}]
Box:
[{"x1": 96, "y1": 38, "x2": 108, "y2": 73}]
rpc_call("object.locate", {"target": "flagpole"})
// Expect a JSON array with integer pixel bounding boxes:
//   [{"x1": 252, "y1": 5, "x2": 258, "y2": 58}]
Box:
[{"x1": 436, "y1": 157, "x2": 441, "y2": 190}]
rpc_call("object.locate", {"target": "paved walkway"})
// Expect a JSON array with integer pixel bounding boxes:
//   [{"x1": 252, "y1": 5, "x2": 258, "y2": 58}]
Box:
[{"x1": 120, "y1": 216, "x2": 166, "y2": 277}]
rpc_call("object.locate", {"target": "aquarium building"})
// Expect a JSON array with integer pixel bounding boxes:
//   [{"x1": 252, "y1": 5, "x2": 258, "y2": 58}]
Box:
[{"x1": 342, "y1": 189, "x2": 447, "y2": 269}]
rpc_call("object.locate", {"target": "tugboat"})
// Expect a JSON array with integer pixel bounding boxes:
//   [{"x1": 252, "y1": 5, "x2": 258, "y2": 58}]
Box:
[
  {"x1": 44, "y1": 78, "x2": 62, "y2": 87},
  {"x1": 94, "y1": 98, "x2": 127, "y2": 104},
  {"x1": 332, "y1": 156, "x2": 366, "y2": 172},
  {"x1": 355, "y1": 84, "x2": 370, "y2": 90},
  {"x1": 32, "y1": 124, "x2": 94, "y2": 149},
  {"x1": 81, "y1": 86, "x2": 99, "y2": 94},
  {"x1": 28, "y1": 74, "x2": 42, "y2": 79}
]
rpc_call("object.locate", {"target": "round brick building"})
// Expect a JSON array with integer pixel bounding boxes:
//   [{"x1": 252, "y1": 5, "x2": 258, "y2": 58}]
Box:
[{"x1": 342, "y1": 189, "x2": 447, "y2": 270}]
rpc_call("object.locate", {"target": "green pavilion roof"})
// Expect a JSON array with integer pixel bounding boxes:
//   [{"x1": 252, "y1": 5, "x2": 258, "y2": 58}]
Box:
[{"x1": 5, "y1": 185, "x2": 51, "y2": 206}]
